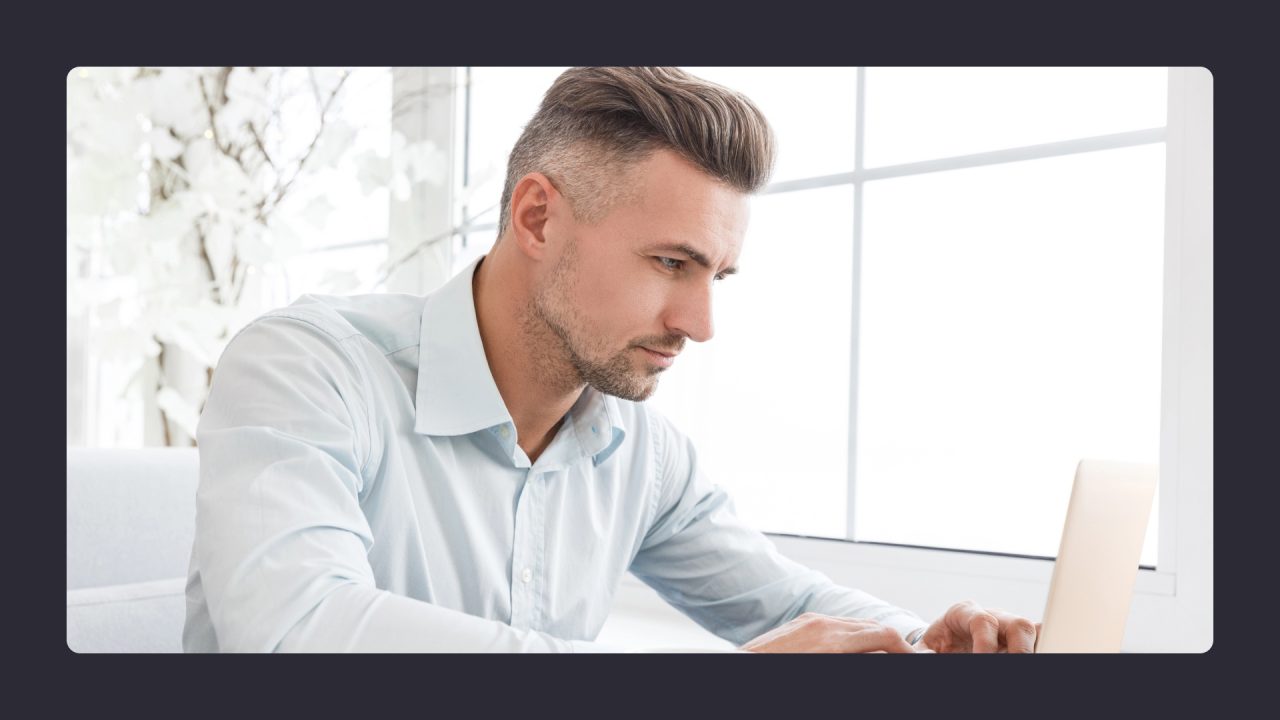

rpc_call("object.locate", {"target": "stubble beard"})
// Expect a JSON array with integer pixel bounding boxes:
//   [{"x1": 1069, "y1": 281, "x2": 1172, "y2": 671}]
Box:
[{"x1": 522, "y1": 240, "x2": 660, "y2": 403}]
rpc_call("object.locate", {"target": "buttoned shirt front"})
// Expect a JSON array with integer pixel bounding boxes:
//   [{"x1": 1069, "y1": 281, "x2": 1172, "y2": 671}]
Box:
[{"x1": 183, "y1": 255, "x2": 926, "y2": 652}]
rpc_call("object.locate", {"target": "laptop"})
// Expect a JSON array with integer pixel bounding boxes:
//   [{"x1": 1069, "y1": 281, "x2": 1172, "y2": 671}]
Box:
[{"x1": 1035, "y1": 459, "x2": 1158, "y2": 653}]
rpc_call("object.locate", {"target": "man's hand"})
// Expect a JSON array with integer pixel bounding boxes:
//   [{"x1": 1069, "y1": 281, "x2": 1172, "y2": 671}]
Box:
[
  {"x1": 739, "y1": 612, "x2": 918, "y2": 653},
  {"x1": 916, "y1": 600, "x2": 1042, "y2": 653}
]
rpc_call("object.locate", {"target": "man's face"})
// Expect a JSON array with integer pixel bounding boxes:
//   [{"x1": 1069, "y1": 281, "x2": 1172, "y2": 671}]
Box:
[{"x1": 528, "y1": 148, "x2": 750, "y2": 402}]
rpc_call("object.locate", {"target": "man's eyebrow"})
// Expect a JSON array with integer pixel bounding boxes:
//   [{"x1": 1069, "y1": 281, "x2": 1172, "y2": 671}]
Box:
[{"x1": 644, "y1": 243, "x2": 739, "y2": 276}]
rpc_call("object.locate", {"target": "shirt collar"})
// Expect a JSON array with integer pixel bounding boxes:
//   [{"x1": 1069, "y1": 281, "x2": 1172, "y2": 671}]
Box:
[{"x1": 413, "y1": 255, "x2": 627, "y2": 467}]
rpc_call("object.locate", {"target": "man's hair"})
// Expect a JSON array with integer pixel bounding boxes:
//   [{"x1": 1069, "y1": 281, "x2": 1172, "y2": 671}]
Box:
[{"x1": 496, "y1": 67, "x2": 776, "y2": 240}]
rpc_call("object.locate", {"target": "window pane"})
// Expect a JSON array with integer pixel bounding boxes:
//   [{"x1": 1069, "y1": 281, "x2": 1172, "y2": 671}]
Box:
[
  {"x1": 463, "y1": 66, "x2": 569, "y2": 234},
  {"x1": 648, "y1": 186, "x2": 854, "y2": 538},
  {"x1": 863, "y1": 67, "x2": 1168, "y2": 168},
  {"x1": 853, "y1": 144, "x2": 1164, "y2": 566},
  {"x1": 685, "y1": 67, "x2": 857, "y2": 183}
]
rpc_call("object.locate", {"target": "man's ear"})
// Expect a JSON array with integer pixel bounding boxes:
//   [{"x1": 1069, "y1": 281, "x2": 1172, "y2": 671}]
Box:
[{"x1": 508, "y1": 172, "x2": 563, "y2": 261}]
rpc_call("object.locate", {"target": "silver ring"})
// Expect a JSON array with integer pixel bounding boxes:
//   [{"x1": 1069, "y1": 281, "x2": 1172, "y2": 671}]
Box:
[{"x1": 906, "y1": 627, "x2": 927, "y2": 646}]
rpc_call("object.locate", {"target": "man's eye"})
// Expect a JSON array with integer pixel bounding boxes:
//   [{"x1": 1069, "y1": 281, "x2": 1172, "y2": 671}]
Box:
[{"x1": 657, "y1": 256, "x2": 727, "y2": 282}]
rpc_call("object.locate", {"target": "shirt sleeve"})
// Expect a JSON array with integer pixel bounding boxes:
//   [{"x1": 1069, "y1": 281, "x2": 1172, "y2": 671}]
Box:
[
  {"x1": 192, "y1": 314, "x2": 616, "y2": 652},
  {"x1": 627, "y1": 409, "x2": 929, "y2": 648}
]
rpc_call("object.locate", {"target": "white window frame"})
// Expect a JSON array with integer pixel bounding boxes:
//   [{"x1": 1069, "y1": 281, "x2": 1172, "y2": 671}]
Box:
[
  {"x1": 387, "y1": 67, "x2": 459, "y2": 294},
  {"x1": 426, "y1": 67, "x2": 1211, "y2": 652}
]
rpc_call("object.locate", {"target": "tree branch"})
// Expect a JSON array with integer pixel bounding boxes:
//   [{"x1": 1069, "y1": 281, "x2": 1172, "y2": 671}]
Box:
[
  {"x1": 267, "y1": 71, "x2": 349, "y2": 216},
  {"x1": 247, "y1": 121, "x2": 277, "y2": 176},
  {"x1": 230, "y1": 253, "x2": 246, "y2": 305},
  {"x1": 156, "y1": 344, "x2": 173, "y2": 447},
  {"x1": 307, "y1": 67, "x2": 324, "y2": 111},
  {"x1": 197, "y1": 69, "x2": 232, "y2": 155},
  {"x1": 194, "y1": 225, "x2": 225, "y2": 305}
]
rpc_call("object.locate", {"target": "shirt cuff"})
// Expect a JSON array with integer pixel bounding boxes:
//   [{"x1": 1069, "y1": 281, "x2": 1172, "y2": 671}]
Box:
[{"x1": 874, "y1": 613, "x2": 930, "y2": 644}]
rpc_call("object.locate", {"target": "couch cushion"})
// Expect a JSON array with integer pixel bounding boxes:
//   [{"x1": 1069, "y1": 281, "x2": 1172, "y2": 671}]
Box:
[
  {"x1": 67, "y1": 577, "x2": 187, "y2": 653},
  {"x1": 66, "y1": 448, "x2": 199, "y2": 590}
]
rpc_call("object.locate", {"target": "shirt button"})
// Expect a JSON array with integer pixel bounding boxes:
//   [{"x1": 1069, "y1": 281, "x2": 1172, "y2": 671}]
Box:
[
  {"x1": 499, "y1": 426, "x2": 510, "y2": 438},
  {"x1": 521, "y1": 568, "x2": 532, "y2": 583},
  {"x1": 591, "y1": 425, "x2": 598, "y2": 434}
]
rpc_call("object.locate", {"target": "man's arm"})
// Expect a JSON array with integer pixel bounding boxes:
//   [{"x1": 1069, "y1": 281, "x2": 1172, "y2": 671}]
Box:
[
  {"x1": 627, "y1": 409, "x2": 928, "y2": 649},
  {"x1": 191, "y1": 314, "x2": 614, "y2": 652}
]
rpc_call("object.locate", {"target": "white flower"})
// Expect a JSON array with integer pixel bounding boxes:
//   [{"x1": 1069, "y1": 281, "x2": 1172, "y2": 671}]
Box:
[
  {"x1": 181, "y1": 137, "x2": 216, "y2": 179},
  {"x1": 68, "y1": 154, "x2": 144, "y2": 217},
  {"x1": 312, "y1": 120, "x2": 357, "y2": 170},
  {"x1": 104, "y1": 215, "x2": 147, "y2": 276},
  {"x1": 261, "y1": 216, "x2": 304, "y2": 262},
  {"x1": 301, "y1": 195, "x2": 336, "y2": 229},
  {"x1": 187, "y1": 142, "x2": 257, "y2": 214},
  {"x1": 224, "y1": 68, "x2": 273, "y2": 126},
  {"x1": 70, "y1": 74, "x2": 148, "y2": 161},
  {"x1": 354, "y1": 148, "x2": 390, "y2": 195},
  {"x1": 234, "y1": 221, "x2": 276, "y2": 267},
  {"x1": 141, "y1": 68, "x2": 209, "y2": 139},
  {"x1": 142, "y1": 194, "x2": 202, "y2": 249}
]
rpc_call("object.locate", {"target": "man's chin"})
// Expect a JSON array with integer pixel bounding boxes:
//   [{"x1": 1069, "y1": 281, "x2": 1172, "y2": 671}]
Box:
[{"x1": 592, "y1": 377, "x2": 658, "y2": 403}]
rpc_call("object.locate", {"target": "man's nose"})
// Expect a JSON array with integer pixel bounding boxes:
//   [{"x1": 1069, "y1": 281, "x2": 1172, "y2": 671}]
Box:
[{"x1": 666, "y1": 282, "x2": 715, "y2": 344}]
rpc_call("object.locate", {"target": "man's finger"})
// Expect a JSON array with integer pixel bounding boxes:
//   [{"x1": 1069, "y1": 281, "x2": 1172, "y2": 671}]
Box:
[
  {"x1": 966, "y1": 610, "x2": 1001, "y2": 653},
  {"x1": 993, "y1": 611, "x2": 1038, "y2": 653},
  {"x1": 842, "y1": 626, "x2": 916, "y2": 654}
]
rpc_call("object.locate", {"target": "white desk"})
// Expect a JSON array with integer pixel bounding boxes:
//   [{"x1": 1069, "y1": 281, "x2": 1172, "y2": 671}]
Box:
[{"x1": 594, "y1": 577, "x2": 737, "y2": 652}]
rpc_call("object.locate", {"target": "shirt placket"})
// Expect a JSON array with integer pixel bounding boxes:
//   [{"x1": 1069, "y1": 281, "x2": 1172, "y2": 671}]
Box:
[
  {"x1": 509, "y1": 467, "x2": 540, "y2": 630},
  {"x1": 532, "y1": 469, "x2": 549, "y2": 630}
]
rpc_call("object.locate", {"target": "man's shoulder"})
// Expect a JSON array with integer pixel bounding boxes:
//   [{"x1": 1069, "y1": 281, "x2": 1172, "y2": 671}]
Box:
[{"x1": 247, "y1": 292, "x2": 428, "y2": 356}]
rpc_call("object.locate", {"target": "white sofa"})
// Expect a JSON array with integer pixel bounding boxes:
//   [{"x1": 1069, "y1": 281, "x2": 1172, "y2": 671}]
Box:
[{"x1": 66, "y1": 447, "x2": 198, "y2": 653}]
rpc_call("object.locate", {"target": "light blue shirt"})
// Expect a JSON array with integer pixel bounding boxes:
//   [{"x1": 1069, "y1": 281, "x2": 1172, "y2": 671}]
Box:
[{"x1": 183, "y1": 255, "x2": 926, "y2": 652}]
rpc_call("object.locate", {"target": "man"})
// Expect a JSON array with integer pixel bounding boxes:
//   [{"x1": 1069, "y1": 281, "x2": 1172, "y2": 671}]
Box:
[{"x1": 184, "y1": 66, "x2": 1041, "y2": 653}]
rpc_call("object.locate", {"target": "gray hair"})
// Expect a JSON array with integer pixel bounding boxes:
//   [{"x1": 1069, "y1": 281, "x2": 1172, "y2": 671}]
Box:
[{"x1": 496, "y1": 66, "x2": 776, "y2": 240}]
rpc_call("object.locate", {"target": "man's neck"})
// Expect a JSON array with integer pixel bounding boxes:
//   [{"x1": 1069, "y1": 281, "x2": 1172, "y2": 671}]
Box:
[{"x1": 471, "y1": 250, "x2": 583, "y2": 462}]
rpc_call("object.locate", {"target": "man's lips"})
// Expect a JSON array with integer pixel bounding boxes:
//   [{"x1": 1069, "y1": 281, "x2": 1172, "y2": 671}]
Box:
[
  {"x1": 642, "y1": 347, "x2": 678, "y2": 358},
  {"x1": 640, "y1": 347, "x2": 677, "y2": 368}
]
